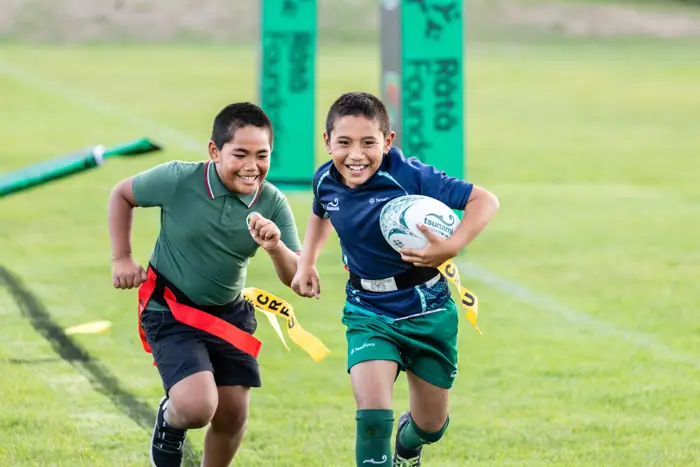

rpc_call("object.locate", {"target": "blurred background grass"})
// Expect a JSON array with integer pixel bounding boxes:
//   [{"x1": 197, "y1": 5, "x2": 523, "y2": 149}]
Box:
[{"x1": 2, "y1": 1, "x2": 700, "y2": 466}]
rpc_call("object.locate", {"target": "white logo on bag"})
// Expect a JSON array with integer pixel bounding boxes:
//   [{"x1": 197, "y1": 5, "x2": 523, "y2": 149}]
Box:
[{"x1": 363, "y1": 455, "x2": 388, "y2": 464}]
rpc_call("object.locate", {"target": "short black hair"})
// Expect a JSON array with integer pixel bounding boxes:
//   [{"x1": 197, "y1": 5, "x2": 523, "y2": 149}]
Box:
[
  {"x1": 325, "y1": 92, "x2": 391, "y2": 137},
  {"x1": 211, "y1": 102, "x2": 274, "y2": 150}
]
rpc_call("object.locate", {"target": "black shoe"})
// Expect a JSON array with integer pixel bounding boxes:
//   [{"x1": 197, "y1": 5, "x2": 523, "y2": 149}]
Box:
[
  {"x1": 150, "y1": 396, "x2": 187, "y2": 467},
  {"x1": 393, "y1": 411, "x2": 423, "y2": 467}
]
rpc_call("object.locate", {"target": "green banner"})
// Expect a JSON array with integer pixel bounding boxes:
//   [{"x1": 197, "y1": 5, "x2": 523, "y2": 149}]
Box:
[
  {"x1": 259, "y1": 0, "x2": 316, "y2": 187},
  {"x1": 380, "y1": 0, "x2": 402, "y2": 147},
  {"x1": 401, "y1": 0, "x2": 464, "y2": 179}
]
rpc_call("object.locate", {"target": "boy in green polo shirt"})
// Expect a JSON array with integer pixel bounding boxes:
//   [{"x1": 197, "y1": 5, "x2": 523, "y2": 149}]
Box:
[{"x1": 107, "y1": 102, "x2": 302, "y2": 467}]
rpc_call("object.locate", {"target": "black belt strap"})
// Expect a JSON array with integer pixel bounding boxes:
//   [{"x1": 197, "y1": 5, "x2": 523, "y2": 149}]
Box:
[
  {"x1": 147, "y1": 263, "x2": 242, "y2": 315},
  {"x1": 349, "y1": 266, "x2": 440, "y2": 292}
]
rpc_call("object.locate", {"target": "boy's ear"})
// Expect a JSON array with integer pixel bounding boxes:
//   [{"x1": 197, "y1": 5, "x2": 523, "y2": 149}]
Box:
[
  {"x1": 384, "y1": 131, "x2": 396, "y2": 153},
  {"x1": 208, "y1": 140, "x2": 220, "y2": 162},
  {"x1": 323, "y1": 132, "x2": 332, "y2": 154}
]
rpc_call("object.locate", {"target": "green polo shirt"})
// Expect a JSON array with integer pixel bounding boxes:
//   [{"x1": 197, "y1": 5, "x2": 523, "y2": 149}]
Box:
[{"x1": 132, "y1": 159, "x2": 301, "y2": 306}]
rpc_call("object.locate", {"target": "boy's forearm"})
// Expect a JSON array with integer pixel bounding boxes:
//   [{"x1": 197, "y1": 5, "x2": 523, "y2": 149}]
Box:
[
  {"x1": 267, "y1": 243, "x2": 299, "y2": 287},
  {"x1": 447, "y1": 188, "x2": 499, "y2": 254},
  {"x1": 299, "y1": 214, "x2": 332, "y2": 268},
  {"x1": 108, "y1": 186, "x2": 136, "y2": 260}
]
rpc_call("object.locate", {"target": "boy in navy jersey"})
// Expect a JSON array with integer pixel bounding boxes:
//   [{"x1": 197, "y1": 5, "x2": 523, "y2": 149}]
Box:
[{"x1": 291, "y1": 92, "x2": 499, "y2": 466}]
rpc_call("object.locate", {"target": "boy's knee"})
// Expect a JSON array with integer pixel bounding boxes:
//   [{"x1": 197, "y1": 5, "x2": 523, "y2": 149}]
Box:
[
  {"x1": 350, "y1": 361, "x2": 398, "y2": 410},
  {"x1": 355, "y1": 393, "x2": 392, "y2": 411},
  {"x1": 210, "y1": 407, "x2": 248, "y2": 435},
  {"x1": 414, "y1": 415, "x2": 449, "y2": 444},
  {"x1": 169, "y1": 394, "x2": 217, "y2": 429},
  {"x1": 419, "y1": 415, "x2": 449, "y2": 436},
  {"x1": 209, "y1": 385, "x2": 250, "y2": 435}
]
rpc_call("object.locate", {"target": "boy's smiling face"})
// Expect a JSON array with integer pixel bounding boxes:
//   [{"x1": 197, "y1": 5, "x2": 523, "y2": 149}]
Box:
[
  {"x1": 325, "y1": 115, "x2": 395, "y2": 188},
  {"x1": 208, "y1": 125, "x2": 272, "y2": 194}
]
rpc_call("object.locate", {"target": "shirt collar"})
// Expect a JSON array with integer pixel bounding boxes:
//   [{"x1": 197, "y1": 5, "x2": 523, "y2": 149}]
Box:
[{"x1": 204, "y1": 160, "x2": 262, "y2": 208}]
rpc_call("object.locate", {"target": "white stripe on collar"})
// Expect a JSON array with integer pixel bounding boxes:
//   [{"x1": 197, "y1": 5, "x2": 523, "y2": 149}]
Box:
[{"x1": 205, "y1": 160, "x2": 214, "y2": 199}]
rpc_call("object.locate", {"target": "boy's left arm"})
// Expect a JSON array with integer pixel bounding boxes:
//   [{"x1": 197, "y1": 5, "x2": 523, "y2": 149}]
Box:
[
  {"x1": 266, "y1": 241, "x2": 300, "y2": 288},
  {"x1": 400, "y1": 160, "x2": 499, "y2": 267},
  {"x1": 248, "y1": 197, "x2": 302, "y2": 287},
  {"x1": 400, "y1": 186, "x2": 499, "y2": 267},
  {"x1": 446, "y1": 185, "x2": 500, "y2": 253}
]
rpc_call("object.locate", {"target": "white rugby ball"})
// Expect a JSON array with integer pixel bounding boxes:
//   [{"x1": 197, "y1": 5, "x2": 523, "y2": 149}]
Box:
[{"x1": 379, "y1": 195, "x2": 460, "y2": 252}]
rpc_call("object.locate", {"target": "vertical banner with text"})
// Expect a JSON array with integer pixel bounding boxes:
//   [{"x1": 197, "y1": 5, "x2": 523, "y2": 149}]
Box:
[
  {"x1": 401, "y1": 0, "x2": 464, "y2": 179},
  {"x1": 260, "y1": 0, "x2": 316, "y2": 186},
  {"x1": 380, "y1": 0, "x2": 402, "y2": 148}
]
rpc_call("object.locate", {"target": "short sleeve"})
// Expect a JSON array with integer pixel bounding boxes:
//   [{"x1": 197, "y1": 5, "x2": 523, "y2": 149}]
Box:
[
  {"x1": 312, "y1": 169, "x2": 328, "y2": 219},
  {"x1": 410, "y1": 158, "x2": 473, "y2": 210},
  {"x1": 272, "y1": 196, "x2": 302, "y2": 252},
  {"x1": 132, "y1": 161, "x2": 182, "y2": 207},
  {"x1": 312, "y1": 195, "x2": 327, "y2": 218}
]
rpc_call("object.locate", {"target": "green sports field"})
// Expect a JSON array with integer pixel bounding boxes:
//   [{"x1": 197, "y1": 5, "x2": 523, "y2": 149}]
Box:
[{"x1": 2, "y1": 23, "x2": 700, "y2": 467}]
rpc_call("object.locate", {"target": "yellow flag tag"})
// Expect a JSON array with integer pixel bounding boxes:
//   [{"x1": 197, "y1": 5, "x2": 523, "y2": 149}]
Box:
[
  {"x1": 438, "y1": 260, "x2": 482, "y2": 335},
  {"x1": 258, "y1": 308, "x2": 289, "y2": 351},
  {"x1": 65, "y1": 320, "x2": 112, "y2": 335},
  {"x1": 242, "y1": 287, "x2": 330, "y2": 363}
]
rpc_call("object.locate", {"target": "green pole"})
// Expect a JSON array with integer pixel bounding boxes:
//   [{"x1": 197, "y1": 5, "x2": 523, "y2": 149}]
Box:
[
  {"x1": 382, "y1": 0, "x2": 464, "y2": 180},
  {"x1": 0, "y1": 138, "x2": 161, "y2": 198}
]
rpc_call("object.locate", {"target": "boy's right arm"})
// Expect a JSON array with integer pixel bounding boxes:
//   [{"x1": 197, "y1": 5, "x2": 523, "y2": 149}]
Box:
[
  {"x1": 291, "y1": 212, "x2": 333, "y2": 298},
  {"x1": 108, "y1": 161, "x2": 181, "y2": 289},
  {"x1": 108, "y1": 177, "x2": 148, "y2": 289}
]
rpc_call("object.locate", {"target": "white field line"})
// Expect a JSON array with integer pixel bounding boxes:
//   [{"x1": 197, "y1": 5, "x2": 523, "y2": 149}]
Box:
[{"x1": 457, "y1": 260, "x2": 700, "y2": 370}]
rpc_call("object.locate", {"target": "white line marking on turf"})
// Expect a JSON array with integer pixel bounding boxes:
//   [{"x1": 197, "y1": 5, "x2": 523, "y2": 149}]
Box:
[
  {"x1": 0, "y1": 59, "x2": 203, "y2": 152},
  {"x1": 3, "y1": 58, "x2": 696, "y2": 370},
  {"x1": 457, "y1": 260, "x2": 700, "y2": 370}
]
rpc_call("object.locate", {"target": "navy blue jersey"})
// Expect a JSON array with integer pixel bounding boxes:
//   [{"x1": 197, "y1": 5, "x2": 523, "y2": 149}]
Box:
[{"x1": 312, "y1": 146, "x2": 473, "y2": 319}]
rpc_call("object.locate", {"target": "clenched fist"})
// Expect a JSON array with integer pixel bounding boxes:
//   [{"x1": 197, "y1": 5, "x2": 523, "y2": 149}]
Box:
[
  {"x1": 112, "y1": 256, "x2": 147, "y2": 289},
  {"x1": 248, "y1": 213, "x2": 282, "y2": 252}
]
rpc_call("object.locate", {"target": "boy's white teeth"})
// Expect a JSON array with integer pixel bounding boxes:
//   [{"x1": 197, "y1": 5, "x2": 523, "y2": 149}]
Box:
[
  {"x1": 238, "y1": 175, "x2": 257, "y2": 181},
  {"x1": 348, "y1": 165, "x2": 367, "y2": 173}
]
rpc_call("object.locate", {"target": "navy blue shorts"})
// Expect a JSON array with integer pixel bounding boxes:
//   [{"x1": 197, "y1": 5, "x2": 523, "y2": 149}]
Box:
[{"x1": 140, "y1": 298, "x2": 261, "y2": 393}]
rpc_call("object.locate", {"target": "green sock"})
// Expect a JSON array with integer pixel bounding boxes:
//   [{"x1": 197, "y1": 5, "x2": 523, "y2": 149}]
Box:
[
  {"x1": 355, "y1": 409, "x2": 394, "y2": 467},
  {"x1": 399, "y1": 416, "x2": 450, "y2": 451}
]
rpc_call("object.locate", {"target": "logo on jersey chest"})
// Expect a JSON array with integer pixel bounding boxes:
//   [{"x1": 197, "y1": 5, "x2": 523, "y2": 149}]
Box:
[
  {"x1": 326, "y1": 197, "x2": 340, "y2": 211},
  {"x1": 368, "y1": 196, "x2": 391, "y2": 205}
]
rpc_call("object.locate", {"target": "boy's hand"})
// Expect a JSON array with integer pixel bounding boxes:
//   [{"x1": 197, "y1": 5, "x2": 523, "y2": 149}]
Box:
[
  {"x1": 399, "y1": 224, "x2": 459, "y2": 268},
  {"x1": 291, "y1": 266, "x2": 321, "y2": 299},
  {"x1": 248, "y1": 213, "x2": 281, "y2": 252},
  {"x1": 112, "y1": 256, "x2": 147, "y2": 289}
]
